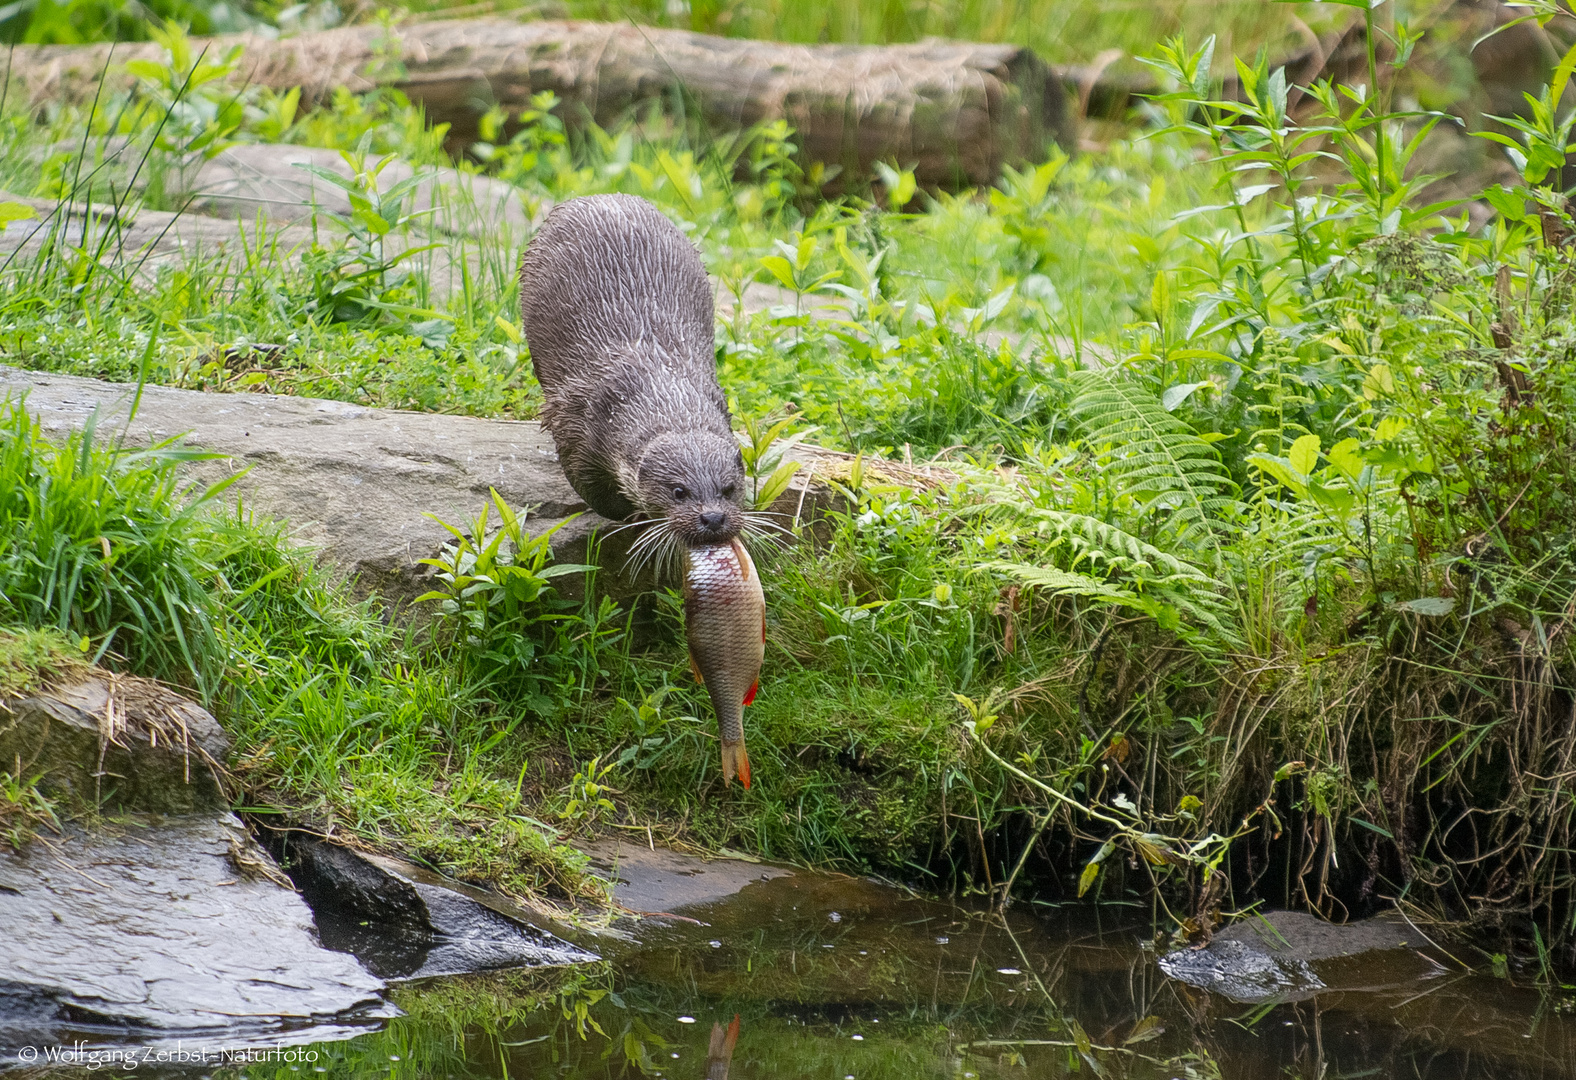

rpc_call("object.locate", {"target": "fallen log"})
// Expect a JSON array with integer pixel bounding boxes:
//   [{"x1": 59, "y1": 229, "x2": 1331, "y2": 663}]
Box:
[{"x1": 2, "y1": 18, "x2": 1073, "y2": 189}]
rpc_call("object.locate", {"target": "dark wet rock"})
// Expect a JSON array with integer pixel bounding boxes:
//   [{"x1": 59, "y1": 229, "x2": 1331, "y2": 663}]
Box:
[
  {"x1": 0, "y1": 674, "x2": 228, "y2": 815},
  {"x1": 1159, "y1": 935, "x2": 1326, "y2": 1002},
  {"x1": 3, "y1": 366, "x2": 827, "y2": 607},
  {"x1": 278, "y1": 837, "x2": 597, "y2": 981},
  {"x1": 584, "y1": 838, "x2": 791, "y2": 915},
  {"x1": 0, "y1": 813, "x2": 389, "y2": 1045},
  {"x1": 1159, "y1": 910, "x2": 1435, "y2": 1003}
]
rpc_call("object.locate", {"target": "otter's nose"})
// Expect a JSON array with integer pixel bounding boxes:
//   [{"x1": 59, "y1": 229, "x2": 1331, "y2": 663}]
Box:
[{"x1": 699, "y1": 510, "x2": 727, "y2": 532}]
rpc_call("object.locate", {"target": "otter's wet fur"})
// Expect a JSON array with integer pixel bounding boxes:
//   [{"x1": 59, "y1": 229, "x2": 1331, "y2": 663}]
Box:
[{"x1": 520, "y1": 194, "x2": 747, "y2": 561}]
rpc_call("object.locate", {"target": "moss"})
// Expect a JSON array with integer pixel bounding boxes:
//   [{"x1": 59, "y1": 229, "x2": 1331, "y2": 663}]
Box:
[{"x1": 0, "y1": 627, "x2": 88, "y2": 701}]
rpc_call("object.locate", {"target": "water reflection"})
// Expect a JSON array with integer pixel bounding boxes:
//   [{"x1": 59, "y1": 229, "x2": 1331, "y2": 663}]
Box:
[
  {"x1": 706, "y1": 1016, "x2": 739, "y2": 1080},
  {"x1": 227, "y1": 872, "x2": 1576, "y2": 1080}
]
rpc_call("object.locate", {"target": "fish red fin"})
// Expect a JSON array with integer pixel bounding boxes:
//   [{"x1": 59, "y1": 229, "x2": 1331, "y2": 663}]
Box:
[
  {"x1": 742, "y1": 680, "x2": 758, "y2": 706},
  {"x1": 721, "y1": 739, "x2": 751, "y2": 789},
  {"x1": 689, "y1": 652, "x2": 704, "y2": 685}
]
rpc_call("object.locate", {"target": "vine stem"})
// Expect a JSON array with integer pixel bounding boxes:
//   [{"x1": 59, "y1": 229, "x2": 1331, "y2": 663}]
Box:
[{"x1": 967, "y1": 726, "x2": 1136, "y2": 832}]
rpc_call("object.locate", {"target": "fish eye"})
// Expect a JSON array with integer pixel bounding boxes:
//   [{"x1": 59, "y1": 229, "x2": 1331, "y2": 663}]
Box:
[{"x1": 672, "y1": 485, "x2": 688, "y2": 500}]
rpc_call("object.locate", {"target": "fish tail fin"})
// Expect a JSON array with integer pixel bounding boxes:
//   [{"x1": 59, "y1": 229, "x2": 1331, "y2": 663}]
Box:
[{"x1": 721, "y1": 738, "x2": 751, "y2": 789}]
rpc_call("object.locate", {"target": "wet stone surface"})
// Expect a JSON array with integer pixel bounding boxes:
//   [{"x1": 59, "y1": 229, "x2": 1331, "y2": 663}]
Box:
[
  {"x1": 8, "y1": 853, "x2": 1576, "y2": 1078},
  {"x1": 1158, "y1": 909, "x2": 1435, "y2": 1003},
  {"x1": 0, "y1": 813, "x2": 389, "y2": 1046},
  {"x1": 279, "y1": 837, "x2": 598, "y2": 980},
  {"x1": 584, "y1": 837, "x2": 792, "y2": 915}
]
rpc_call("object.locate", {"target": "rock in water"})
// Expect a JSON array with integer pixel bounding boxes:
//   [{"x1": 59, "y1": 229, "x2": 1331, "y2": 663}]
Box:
[
  {"x1": 0, "y1": 814, "x2": 390, "y2": 1042},
  {"x1": 1159, "y1": 910, "x2": 1435, "y2": 1004},
  {"x1": 0, "y1": 674, "x2": 389, "y2": 1044}
]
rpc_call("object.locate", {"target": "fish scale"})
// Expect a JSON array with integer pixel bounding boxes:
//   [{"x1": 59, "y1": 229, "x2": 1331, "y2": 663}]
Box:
[{"x1": 684, "y1": 538, "x2": 765, "y2": 788}]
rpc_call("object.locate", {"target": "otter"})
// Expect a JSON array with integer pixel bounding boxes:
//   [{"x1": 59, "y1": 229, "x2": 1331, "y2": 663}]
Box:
[{"x1": 519, "y1": 194, "x2": 747, "y2": 563}]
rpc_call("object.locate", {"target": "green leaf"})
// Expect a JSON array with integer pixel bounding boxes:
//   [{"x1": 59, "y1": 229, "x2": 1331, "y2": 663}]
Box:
[
  {"x1": 758, "y1": 254, "x2": 798, "y2": 290},
  {"x1": 352, "y1": 207, "x2": 391, "y2": 236},
  {"x1": 1287, "y1": 433, "x2": 1321, "y2": 478},
  {"x1": 1349, "y1": 817, "x2": 1394, "y2": 839},
  {"x1": 1394, "y1": 597, "x2": 1456, "y2": 616},
  {"x1": 754, "y1": 459, "x2": 801, "y2": 509},
  {"x1": 1124, "y1": 1016, "x2": 1165, "y2": 1045},
  {"x1": 1160, "y1": 381, "x2": 1211, "y2": 412},
  {"x1": 1247, "y1": 453, "x2": 1308, "y2": 496},
  {"x1": 1078, "y1": 860, "x2": 1102, "y2": 898},
  {"x1": 874, "y1": 161, "x2": 917, "y2": 209},
  {"x1": 1325, "y1": 438, "x2": 1364, "y2": 484},
  {"x1": 1068, "y1": 370, "x2": 1241, "y2": 550},
  {"x1": 1483, "y1": 184, "x2": 1527, "y2": 222},
  {"x1": 0, "y1": 201, "x2": 37, "y2": 229},
  {"x1": 1070, "y1": 1019, "x2": 1093, "y2": 1058},
  {"x1": 1307, "y1": 478, "x2": 1357, "y2": 513}
]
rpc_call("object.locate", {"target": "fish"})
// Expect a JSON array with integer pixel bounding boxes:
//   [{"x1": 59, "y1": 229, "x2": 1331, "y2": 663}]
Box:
[{"x1": 684, "y1": 537, "x2": 765, "y2": 788}]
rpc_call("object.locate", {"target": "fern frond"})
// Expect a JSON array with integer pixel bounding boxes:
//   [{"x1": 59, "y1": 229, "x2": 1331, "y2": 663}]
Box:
[
  {"x1": 1069, "y1": 370, "x2": 1242, "y2": 550},
  {"x1": 989, "y1": 560, "x2": 1236, "y2": 646},
  {"x1": 1021, "y1": 508, "x2": 1210, "y2": 583}
]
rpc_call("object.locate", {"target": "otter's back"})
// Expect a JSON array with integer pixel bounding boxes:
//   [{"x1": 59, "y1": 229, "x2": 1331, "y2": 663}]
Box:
[{"x1": 520, "y1": 194, "x2": 715, "y2": 393}]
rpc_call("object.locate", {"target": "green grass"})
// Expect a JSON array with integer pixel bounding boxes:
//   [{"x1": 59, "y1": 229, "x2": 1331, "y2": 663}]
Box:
[
  {"x1": 2, "y1": 5, "x2": 1576, "y2": 965},
  {"x1": 0, "y1": 395, "x2": 235, "y2": 693}
]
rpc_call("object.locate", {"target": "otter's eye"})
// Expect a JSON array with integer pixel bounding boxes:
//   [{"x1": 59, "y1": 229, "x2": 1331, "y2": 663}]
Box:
[
  {"x1": 672, "y1": 485, "x2": 688, "y2": 500},
  {"x1": 722, "y1": 484, "x2": 736, "y2": 498}
]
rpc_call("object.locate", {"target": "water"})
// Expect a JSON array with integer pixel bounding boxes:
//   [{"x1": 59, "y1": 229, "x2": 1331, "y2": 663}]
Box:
[{"x1": 258, "y1": 869, "x2": 1576, "y2": 1080}]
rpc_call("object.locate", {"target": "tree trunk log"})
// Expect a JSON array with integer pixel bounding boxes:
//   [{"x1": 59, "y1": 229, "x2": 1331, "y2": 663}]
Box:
[{"x1": 2, "y1": 18, "x2": 1074, "y2": 189}]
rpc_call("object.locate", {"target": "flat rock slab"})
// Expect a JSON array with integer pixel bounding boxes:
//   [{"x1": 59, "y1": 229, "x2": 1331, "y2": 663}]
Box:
[
  {"x1": 0, "y1": 189, "x2": 494, "y2": 303},
  {"x1": 1159, "y1": 910, "x2": 1436, "y2": 1004},
  {"x1": 0, "y1": 812, "x2": 389, "y2": 1045},
  {"x1": 184, "y1": 143, "x2": 536, "y2": 239},
  {"x1": 2, "y1": 364, "x2": 599, "y2": 604},
  {"x1": 584, "y1": 838, "x2": 791, "y2": 915}
]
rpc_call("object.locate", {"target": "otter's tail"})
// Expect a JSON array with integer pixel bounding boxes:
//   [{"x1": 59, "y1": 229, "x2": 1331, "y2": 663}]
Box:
[{"x1": 721, "y1": 739, "x2": 752, "y2": 789}]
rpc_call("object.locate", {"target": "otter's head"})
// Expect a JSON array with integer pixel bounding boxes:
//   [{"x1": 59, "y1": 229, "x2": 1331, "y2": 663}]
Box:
[{"x1": 636, "y1": 431, "x2": 747, "y2": 545}]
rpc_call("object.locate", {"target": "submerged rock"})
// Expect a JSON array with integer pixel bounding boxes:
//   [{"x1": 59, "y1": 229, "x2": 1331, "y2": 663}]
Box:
[
  {"x1": 1159, "y1": 909, "x2": 1435, "y2": 1004},
  {"x1": 279, "y1": 838, "x2": 598, "y2": 980}
]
